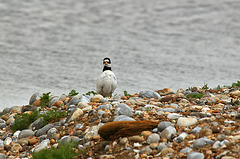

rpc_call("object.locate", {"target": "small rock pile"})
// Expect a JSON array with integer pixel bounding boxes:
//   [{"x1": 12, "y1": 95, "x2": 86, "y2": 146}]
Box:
[{"x1": 0, "y1": 86, "x2": 239, "y2": 159}]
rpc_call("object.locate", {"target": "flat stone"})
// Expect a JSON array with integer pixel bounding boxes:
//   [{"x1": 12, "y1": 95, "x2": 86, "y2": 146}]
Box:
[
  {"x1": 140, "y1": 146, "x2": 152, "y2": 153},
  {"x1": 193, "y1": 138, "x2": 214, "y2": 148},
  {"x1": 18, "y1": 129, "x2": 34, "y2": 139},
  {"x1": 177, "y1": 117, "x2": 198, "y2": 127},
  {"x1": 139, "y1": 91, "x2": 160, "y2": 98},
  {"x1": 167, "y1": 113, "x2": 183, "y2": 119},
  {"x1": 180, "y1": 147, "x2": 192, "y2": 153},
  {"x1": 114, "y1": 115, "x2": 135, "y2": 121},
  {"x1": 36, "y1": 124, "x2": 53, "y2": 137},
  {"x1": 187, "y1": 152, "x2": 204, "y2": 159}
]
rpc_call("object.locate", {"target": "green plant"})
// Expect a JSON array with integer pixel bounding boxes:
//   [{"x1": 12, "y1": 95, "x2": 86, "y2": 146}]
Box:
[
  {"x1": 40, "y1": 92, "x2": 51, "y2": 109},
  {"x1": 84, "y1": 91, "x2": 97, "y2": 96},
  {"x1": 202, "y1": 83, "x2": 209, "y2": 90},
  {"x1": 68, "y1": 90, "x2": 79, "y2": 97},
  {"x1": 11, "y1": 110, "x2": 40, "y2": 131},
  {"x1": 216, "y1": 85, "x2": 221, "y2": 90},
  {"x1": 124, "y1": 90, "x2": 131, "y2": 97},
  {"x1": 232, "y1": 81, "x2": 240, "y2": 87},
  {"x1": 187, "y1": 92, "x2": 205, "y2": 99},
  {"x1": 32, "y1": 142, "x2": 78, "y2": 159},
  {"x1": 11, "y1": 109, "x2": 67, "y2": 132},
  {"x1": 41, "y1": 109, "x2": 67, "y2": 123}
]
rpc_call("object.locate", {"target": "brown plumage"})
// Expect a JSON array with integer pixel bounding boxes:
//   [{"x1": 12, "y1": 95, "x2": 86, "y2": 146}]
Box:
[{"x1": 98, "y1": 120, "x2": 159, "y2": 140}]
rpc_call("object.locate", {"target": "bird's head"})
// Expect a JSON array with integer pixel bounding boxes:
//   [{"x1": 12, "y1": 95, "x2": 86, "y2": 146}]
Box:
[{"x1": 103, "y1": 57, "x2": 111, "y2": 67}]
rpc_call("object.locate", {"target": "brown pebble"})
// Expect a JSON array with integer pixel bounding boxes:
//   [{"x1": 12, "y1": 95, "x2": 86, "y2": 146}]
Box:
[
  {"x1": 161, "y1": 148, "x2": 174, "y2": 156},
  {"x1": 128, "y1": 135, "x2": 145, "y2": 142},
  {"x1": 33, "y1": 99, "x2": 41, "y2": 107},
  {"x1": 211, "y1": 126, "x2": 220, "y2": 133},
  {"x1": 141, "y1": 131, "x2": 152, "y2": 139},
  {"x1": 185, "y1": 134, "x2": 196, "y2": 140},
  {"x1": 91, "y1": 135, "x2": 101, "y2": 141},
  {"x1": 52, "y1": 101, "x2": 64, "y2": 108},
  {"x1": 29, "y1": 138, "x2": 38, "y2": 145},
  {"x1": 200, "y1": 128, "x2": 212, "y2": 137},
  {"x1": 50, "y1": 139, "x2": 56, "y2": 144}
]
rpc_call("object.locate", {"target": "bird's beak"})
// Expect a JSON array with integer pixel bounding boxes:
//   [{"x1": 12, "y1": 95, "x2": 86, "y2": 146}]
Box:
[{"x1": 105, "y1": 62, "x2": 108, "y2": 65}]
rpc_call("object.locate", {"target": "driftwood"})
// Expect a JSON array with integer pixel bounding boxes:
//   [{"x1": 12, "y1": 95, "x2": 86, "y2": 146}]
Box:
[{"x1": 98, "y1": 120, "x2": 159, "y2": 140}]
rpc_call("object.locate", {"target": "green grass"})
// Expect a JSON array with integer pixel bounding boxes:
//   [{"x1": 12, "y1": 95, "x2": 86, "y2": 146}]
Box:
[
  {"x1": 40, "y1": 92, "x2": 51, "y2": 109},
  {"x1": 11, "y1": 110, "x2": 40, "y2": 132},
  {"x1": 232, "y1": 81, "x2": 240, "y2": 87},
  {"x1": 84, "y1": 91, "x2": 97, "y2": 96},
  {"x1": 124, "y1": 90, "x2": 131, "y2": 97},
  {"x1": 202, "y1": 83, "x2": 209, "y2": 90},
  {"x1": 32, "y1": 142, "x2": 78, "y2": 159},
  {"x1": 68, "y1": 90, "x2": 79, "y2": 97},
  {"x1": 11, "y1": 109, "x2": 67, "y2": 132},
  {"x1": 187, "y1": 92, "x2": 205, "y2": 99}
]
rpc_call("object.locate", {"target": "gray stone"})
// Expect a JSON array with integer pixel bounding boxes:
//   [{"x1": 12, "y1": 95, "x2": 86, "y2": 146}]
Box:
[
  {"x1": 66, "y1": 108, "x2": 83, "y2": 122},
  {"x1": 29, "y1": 92, "x2": 41, "y2": 105},
  {"x1": 0, "y1": 123, "x2": 6, "y2": 129},
  {"x1": 170, "y1": 103, "x2": 179, "y2": 109},
  {"x1": 158, "y1": 108, "x2": 175, "y2": 112},
  {"x1": 187, "y1": 152, "x2": 204, "y2": 159},
  {"x1": 0, "y1": 140, "x2": 4, "y2": 147},
  {"x1": 4, "y1": 137, "x2": 12, "y2": 145},
  {"x1": 80, "y1": 95, "x2": 90, "y2": 103},
  {"x1": 74, "y1": 124, "x2": 83, "y2": 130},
  {"x1": 160, "y1": 126, "x2": 177, "y2": 140},
  {"x1": 84, "y1": 126, "x2": 98, "y2": 141},
  {"x1": 59, "y1": 136, "x2": 71, "y2": 145},
  {"x1": 114, "y1": 115, "x2": 135, "y2": 121},
  {"x1": 139, "y1": 91, "x2": 160, "y2": 98},
  {"x1": 96, "y1": 104, "x2": 112, "y2": 110},
  {"x1": 32, "y1": 117, "x2": 46, "y2": 130},
  {"x1": 140, "y1": 146, "x2": 152, "y2": 153},
  {"x1": 47, "y1": 128, "x2": 57, "y2": 138},
  {"x1": 68, "y1": 96, "x2": 81, "y2": 106},
  {"x1": 193, "y1": 138, "x2": 214, "y2": 148},
  {"x1": 147, "y1": 133, "x2": 160, "y2": 144},
  {"x1": 36, "y1": 124, "x2": 53, "y2": 137},
  {"x1": 158, "y1": 121, "x2": 174, "y2": 132},
  {"x1": 97, "y1": 111, "x2": 105, "y2": 118},
  {"x1": 18, "y1": 129, "x2": 34, "y2": 139},
  {"x1": 180, "y1": 147, "x2": 192, "y2": 153},
  {"x1": 0, "y1": 153, "x2": 6, "y2": 159},
  {"x1": 157, "y1": 143, "x2": 167, "y2": 152},
  {"x1": 167, "y1": 113, "x2": 182, "y2": 119},
  {"x1": 114, "y1": 103, "x2": 133, "y2": 116},
  {"x1": 190, "y1": 126, "x2": 202, "y2": 134},
  {"x1": 32, "y1": 139, "x2": 50, "y2": 152},
  {"x1": 212, "y1": 141, "x2": 220, "y2": 148},
  {"x1": 2, "y1": 107, "x2": 10, "y2": 114}
]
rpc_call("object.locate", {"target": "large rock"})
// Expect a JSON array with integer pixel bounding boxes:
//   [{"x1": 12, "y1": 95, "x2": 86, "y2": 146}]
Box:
[
  {"x1": 29, "y1": 92, "x2": 41, "y2": 105},
  {"x1": 187, "y1": 152, "x2": 204, "y2": 159},
  {"x1": 160, "y1": 126, "x2": 177, "y2": 140},
  {"x1": 98, "y1": 120, "x2": 159, "y2": 140}
]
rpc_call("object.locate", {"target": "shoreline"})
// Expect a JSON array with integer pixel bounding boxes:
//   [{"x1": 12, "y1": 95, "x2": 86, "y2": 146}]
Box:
[{"x1": 0, "y1": 84, "x2": 239, "y2": 158}]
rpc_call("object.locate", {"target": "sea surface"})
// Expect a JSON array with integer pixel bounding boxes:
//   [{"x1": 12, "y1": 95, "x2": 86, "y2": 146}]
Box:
[{"x1": 0, "y1": 0, "x2": 239, "y2": 110}]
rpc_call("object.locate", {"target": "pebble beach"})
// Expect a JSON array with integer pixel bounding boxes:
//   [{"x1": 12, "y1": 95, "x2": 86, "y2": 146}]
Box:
[{"x1": 0, "y1": 85, "x2": 240, "y2": 159}]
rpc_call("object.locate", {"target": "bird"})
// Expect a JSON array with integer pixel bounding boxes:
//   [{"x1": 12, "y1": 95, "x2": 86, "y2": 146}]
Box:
[{"x1": 96, "y1": 57, "x2": 117, "y2": 97}]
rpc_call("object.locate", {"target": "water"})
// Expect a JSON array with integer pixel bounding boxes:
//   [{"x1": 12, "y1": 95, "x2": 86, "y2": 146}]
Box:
[{"x1": 0, "y1": 0, "x2": 239, "y2": 109}]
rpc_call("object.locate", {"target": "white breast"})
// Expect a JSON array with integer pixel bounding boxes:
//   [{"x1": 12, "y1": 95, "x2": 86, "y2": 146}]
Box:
[{"x1": 96, "y1": 70, "x2": 117, "y2": 97}]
